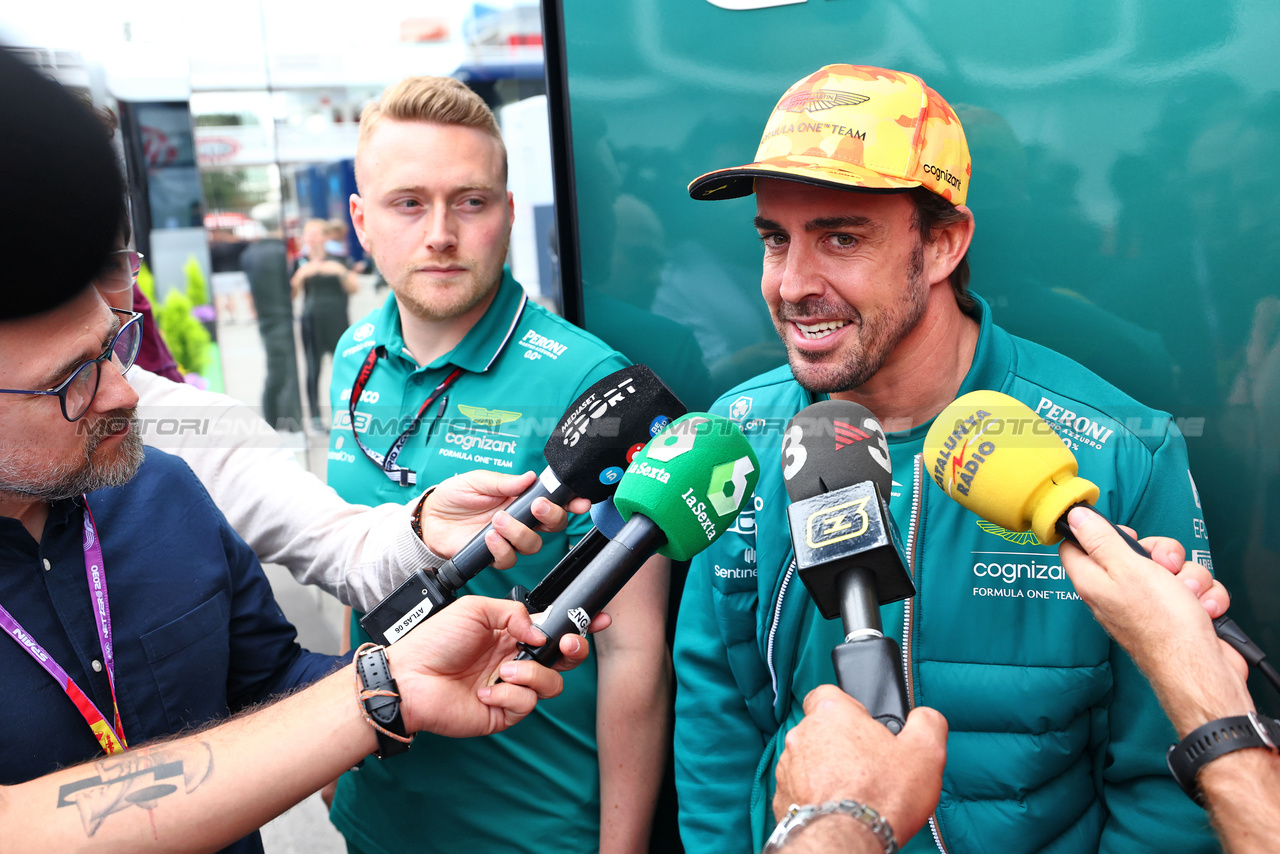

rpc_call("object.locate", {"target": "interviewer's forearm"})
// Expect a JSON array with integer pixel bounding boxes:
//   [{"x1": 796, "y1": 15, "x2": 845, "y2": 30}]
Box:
[
  {"x1": 0, "y1": 665, "x2": 371, "y2": 854},
  {"x1": 1199, "y1": 748, "x2": 1280, "y2": 854}
]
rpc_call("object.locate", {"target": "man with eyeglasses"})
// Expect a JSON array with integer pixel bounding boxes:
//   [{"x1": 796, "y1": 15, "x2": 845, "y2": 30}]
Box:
[
  {"x1": 0, "y1": 47, "x2": 607, "y2": 854},
  {"x1": 0, "y1": 284, "x2": 349, "y2": 854}
]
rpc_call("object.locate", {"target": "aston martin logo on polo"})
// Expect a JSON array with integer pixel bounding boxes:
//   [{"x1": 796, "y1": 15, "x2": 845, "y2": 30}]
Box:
[
  {"x1": 977, "y1": 520, "x2": 1044, "y2": 546},
  {"x1": 457, "y1": 405, "x2": 522, "y2": 428},
  {"x1": 777, "y1": 90, "x2": 870, "y2": 113}
]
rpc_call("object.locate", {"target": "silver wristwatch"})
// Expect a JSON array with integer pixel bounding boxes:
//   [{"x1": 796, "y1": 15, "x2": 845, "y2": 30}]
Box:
[{"x1": 763, "y1": 799, "x2": 899, "y2": 853}]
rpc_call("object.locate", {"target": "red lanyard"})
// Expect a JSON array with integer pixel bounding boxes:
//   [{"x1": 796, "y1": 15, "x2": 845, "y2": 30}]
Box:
[
  {"x1": 0, "y1": 498, "x2": 127, "y2": 755},
  {"x1": 348, "y1": 345, "x2": 461, "y2": 487}
]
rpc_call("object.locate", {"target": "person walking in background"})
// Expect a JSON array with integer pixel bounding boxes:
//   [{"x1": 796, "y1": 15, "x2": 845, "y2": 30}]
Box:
[
  {"x1": 242, "y1": 208, "x2": 304, "y2": 432},
  {"x1": 292, "y1": 217, "x2": 358, "y2": 431}
]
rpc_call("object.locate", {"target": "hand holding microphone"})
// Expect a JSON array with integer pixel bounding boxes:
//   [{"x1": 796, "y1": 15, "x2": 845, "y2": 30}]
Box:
[
  {"x1": 436, "y1": 365, "x2": 686, "y2": 590},
  {"x1": 361, "y1": 366, "x2": 684, "y2": 644},
  {"x1": 922, "y1": 390, "x2": 1280, "y2": 694},
  {"x1": 416, "y1": 470, "x2": 593, "y2": 570},
  {"x1": 1057, "y1": 507, "x2": 1251, "y2": 737},
  {"x1": 513, "y1": 412, "x2": 759, "y2": 667}
]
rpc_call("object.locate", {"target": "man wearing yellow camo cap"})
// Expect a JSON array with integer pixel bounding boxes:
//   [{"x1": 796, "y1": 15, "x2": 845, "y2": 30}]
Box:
[{"x1": 673, "y1": 65, "x2": 1219, "y2": 854}]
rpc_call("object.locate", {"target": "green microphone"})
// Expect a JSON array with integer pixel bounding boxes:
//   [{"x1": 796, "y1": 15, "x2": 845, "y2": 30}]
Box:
[{"x1": 515, "y1": 413, "x2": 759, "y2": 665}]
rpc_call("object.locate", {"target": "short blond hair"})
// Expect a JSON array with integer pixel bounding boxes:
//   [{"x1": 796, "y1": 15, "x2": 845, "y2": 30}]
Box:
[{"x1": 356, "y1": 77, "x2": 506, "y2": 186}]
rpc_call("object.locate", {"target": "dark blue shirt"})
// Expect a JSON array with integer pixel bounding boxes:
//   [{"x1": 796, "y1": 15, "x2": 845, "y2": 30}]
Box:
[{"x1": 0, "y1": 448, "x2": 345, "y2": 852}]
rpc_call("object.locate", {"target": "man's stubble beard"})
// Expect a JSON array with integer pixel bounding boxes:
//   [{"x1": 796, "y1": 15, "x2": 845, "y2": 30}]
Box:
[
  {"x1": 778, "y1": 239, "x2": 929, "y2": 395},
  {"x1": 371, "y1": 232, "x2": 510, "y2": 324},
  {"x1": 0, "y1": 409, "x2": 145, "y2": 503}
]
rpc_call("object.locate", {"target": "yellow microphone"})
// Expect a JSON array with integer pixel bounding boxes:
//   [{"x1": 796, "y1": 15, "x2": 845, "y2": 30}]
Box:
[
  {"x1": 926, "y1": 390, "x2": 1280, "y2": 696},
  {"x1": 923, "y1": 390, "x2": 1099, "y2": 545}
]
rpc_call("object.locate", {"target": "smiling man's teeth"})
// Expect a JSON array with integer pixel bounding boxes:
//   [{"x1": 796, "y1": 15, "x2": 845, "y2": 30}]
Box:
[{"x1": 794, "y1": 320, "x2": 849, "y2": 340}]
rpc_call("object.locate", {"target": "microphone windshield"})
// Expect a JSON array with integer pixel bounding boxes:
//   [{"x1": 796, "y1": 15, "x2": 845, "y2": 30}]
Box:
[
  {"x1": 613, "y1": 413, "x2": 759, "y2": 561},
  {"x1": 923, "y1": 390, "x2": 1100, "y2": 544},
  {"x1": 544, "y1": 365, "x2": 686, "y2": 503},
  {"x1": 782, "y1": 400, "x2": 892, "y2": 501}
]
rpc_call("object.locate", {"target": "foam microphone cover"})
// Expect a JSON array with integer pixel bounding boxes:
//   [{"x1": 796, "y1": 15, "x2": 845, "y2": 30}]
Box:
[
  {"x1": 613, "y1": 413, "x2": 759, "y2": 561},
  {"x1": 923, "y1": 390, "x2": 1101, "y2": 545},
  {"x1": 544, "y1": 365, "x2": 686, "y2": 503},
  {"x1": 782, "y1": 401, "x2": 913, "y2": 614},
  {"x1": 782, "y1": 400, "x2": 893, "y2": 502}
]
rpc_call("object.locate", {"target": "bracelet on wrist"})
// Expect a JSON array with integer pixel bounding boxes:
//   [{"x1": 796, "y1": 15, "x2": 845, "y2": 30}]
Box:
[
  {"x1": 1166, "y1": 710, "x2": 1280, "y2": 805},
  {"x1": 354, "y1": 642, "x2": 413, "y2": 759},
  {"x1": 409, "y1": 486, "x2": 437, "y2": 540},
  {"x1": 763, "y1": 799, "x2": 898, "y2": 854}
]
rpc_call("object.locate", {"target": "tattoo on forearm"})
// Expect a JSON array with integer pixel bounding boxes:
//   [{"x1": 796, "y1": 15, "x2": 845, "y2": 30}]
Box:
[{"x1": 56, "y1": 742, "x2": 214, "y2": 837}]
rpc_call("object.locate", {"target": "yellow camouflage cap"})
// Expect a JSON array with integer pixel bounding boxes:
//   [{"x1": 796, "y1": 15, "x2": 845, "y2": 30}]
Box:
[{"x1": 689, "y1": 64, "x2": 970, "y2": 205}]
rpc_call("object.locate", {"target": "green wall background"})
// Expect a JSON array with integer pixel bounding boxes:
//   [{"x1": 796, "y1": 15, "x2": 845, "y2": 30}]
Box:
[{"x1": 554, "y1": 0, "x2": 1280, "y2": 714}]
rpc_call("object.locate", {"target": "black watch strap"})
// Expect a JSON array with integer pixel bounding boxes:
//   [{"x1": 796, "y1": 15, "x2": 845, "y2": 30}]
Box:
[
  {"x1": 355, "y1": 644, "x2": 411, "y2": 759},
  {"x1": 1166, "y1": 711, "x2": 1280, "y2": 805}
]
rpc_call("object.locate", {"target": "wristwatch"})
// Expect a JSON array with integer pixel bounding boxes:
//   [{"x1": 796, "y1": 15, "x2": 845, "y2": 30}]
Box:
[
  {"x1": 763, "y1": 800, "x2": 898, "y2": 854},
  {"x1": 1166, "y1": 711, "x2": 1280, "y2": 805},
  {"x1": 355, "y1": 644, "x2": 411, "y2": 759}
]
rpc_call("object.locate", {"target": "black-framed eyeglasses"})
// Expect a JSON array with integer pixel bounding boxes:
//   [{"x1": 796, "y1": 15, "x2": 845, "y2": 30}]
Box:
[
  {"x1": 0, "y1": 308, "x2": 144, "y2": 422},
  {"x1": 93, "y1": 250, "x2": 145, "y2": 295}
]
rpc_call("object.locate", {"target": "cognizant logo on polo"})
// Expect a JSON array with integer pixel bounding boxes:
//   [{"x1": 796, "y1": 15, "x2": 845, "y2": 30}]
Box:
[{"x1": 973, "y1": 558, "x2": 1066, "y2": 584}]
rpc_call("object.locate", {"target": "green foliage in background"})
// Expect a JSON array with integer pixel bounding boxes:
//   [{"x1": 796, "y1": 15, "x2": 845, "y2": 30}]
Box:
[
  {"x1": 184, "y1": 256, "x2": 209, "y2": 307},
  {"x1": 138, "y1": 257, "x2": 213, "y2": 376},
  {"x1": 157, "y1": 287, "x2": 211, "y2": 376}
]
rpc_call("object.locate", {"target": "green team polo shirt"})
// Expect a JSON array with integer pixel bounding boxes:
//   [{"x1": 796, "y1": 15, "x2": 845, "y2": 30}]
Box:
[{"x1": 326, "y1": 271, "x2": 631, "y2": 854}]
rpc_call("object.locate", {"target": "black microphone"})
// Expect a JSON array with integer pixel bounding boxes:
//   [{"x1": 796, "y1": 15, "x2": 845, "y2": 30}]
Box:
[
  {"x1": 513, "y1": 413, "x2": 759, "y2": 667},
  {"x1": 508, "y1": 498, "x2": 629, "y2": 614},
  {"x1": 437, "y1": 365, "x2": 686, "y2": 590},
  {"x1": 361, "y1": 366, "x2": 685, "y2": 645},
  {"x1": 782, "y1": 400, "x2": 915, "y2": 732}
]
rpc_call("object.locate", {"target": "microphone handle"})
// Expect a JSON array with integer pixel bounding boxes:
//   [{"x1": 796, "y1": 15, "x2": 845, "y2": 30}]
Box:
[
  {"x1": 522, "y1": 526, "x2": 612, "y2": 613},
  {"x1": 437, "y1": 468, "x2": 578, "y2": 592},
  {"x1": 832, "y1": 566, "x2": 909, "y2": 734},
  {"x1": 1055, "y1": 503, "x2": 1280, "y2": 694},
  {"x1": 1053, "y1": 502, "x2": 1147, "y2": 557},
  {"x1": 514, "y1": 515, "x2": 666, "y2": 667}
]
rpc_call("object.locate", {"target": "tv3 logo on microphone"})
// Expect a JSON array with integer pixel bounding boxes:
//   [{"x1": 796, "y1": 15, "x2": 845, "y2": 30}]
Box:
[
  {"x1": 805, "y1": 496, "x2": 872, "y2": 548},
  {"x1": 782, "y1": 417, "x2": 891, "y2": 481}
]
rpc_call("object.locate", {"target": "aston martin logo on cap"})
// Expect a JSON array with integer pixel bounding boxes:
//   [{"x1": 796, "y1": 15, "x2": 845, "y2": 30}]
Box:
[{"x1": 777, "y1": 90, "x2": 870, "y2": 113}]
